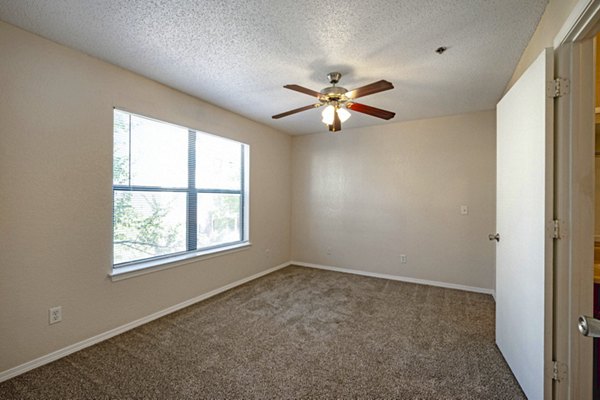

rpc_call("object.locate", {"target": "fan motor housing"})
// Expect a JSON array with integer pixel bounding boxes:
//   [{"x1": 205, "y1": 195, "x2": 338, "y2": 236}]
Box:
[{"x1": 320, "y1": 86, "x2": 348, "y2": 100}]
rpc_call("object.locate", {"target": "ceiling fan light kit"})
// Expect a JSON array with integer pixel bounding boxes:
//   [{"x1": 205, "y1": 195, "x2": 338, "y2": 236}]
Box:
[
  {"x1": 272, "y1": 72, "x2": 396, "y2": 132},
  {"x1": 321, "y1": 105, "x2": 350, "y2": 125}
]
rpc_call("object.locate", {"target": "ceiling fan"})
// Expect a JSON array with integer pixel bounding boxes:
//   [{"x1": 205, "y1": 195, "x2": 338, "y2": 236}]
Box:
[{"x1": 272, "y1": 72, "x2": 396, "y2": 132}]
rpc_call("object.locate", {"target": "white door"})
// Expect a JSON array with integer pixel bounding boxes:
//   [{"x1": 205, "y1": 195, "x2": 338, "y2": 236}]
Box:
[{"x1": 495, "y1": 48, "x2": 554, "y2": 400}]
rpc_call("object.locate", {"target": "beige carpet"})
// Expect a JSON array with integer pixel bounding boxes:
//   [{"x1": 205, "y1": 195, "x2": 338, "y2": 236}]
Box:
[{"x1": 0, "y1": 266, "x2": 525, "y2": 399}]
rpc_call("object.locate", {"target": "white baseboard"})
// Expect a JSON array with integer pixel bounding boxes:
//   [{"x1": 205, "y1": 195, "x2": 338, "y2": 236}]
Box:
[
  {"x1": 1, "y1": 260, "x2": 495, "y2": 382},
  {"x1": 291, "y1": 261, "x2": 495, "y2": 296},
  {"x1": 0, "y1": 261, "x2": 290, "y2": 383}
]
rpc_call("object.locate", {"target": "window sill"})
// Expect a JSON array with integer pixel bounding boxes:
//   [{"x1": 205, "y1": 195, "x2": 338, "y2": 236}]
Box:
[{"x1": 109, "y1": 242, "x2": 252, "y2": 282}]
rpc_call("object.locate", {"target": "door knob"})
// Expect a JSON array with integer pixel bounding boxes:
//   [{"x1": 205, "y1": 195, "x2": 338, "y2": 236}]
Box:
[
  {"x1": 488, "y1": 233, "x2": 500, "y2": 242},
  {"x1": 578, "y1": 315, "x2": 600, "y2": 338}
]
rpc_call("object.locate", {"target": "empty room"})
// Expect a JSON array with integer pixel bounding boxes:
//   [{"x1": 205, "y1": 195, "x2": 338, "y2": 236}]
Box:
[{"x1": 1, "y1": 1, "x2": 599, "y2": 399}]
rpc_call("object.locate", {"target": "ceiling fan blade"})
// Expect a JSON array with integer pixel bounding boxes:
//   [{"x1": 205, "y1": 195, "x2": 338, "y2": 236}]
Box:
[
  {"x1": 346, "y1": 80, "x2": 394, "y2": 99},
  {"x1": 272, "y1": 104, "x2": 321, "y2": 119},
  {"x1": 284, "y1": 84, "x2": 321, "y2": 98},
  {"x1": 347, "y1": 102, "x2": 395, "y2": 120}
]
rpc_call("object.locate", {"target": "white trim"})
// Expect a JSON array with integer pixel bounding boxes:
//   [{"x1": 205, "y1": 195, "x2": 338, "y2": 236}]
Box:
[
  {"x1": 1, "y1": 260, "x2": 497, "y2": 383},
  {"x1": 291, "y1": 261, "x2": 495, "y2": 296},
  {"x1": 0, "y1": 261, "x2": 290, "y2": 383},
  {"x1": 110, "y1": 242, "x2": 252, "y2": 281},
  {"x1": 554, "y1": 0, "x2": 600, "y2": 48}
]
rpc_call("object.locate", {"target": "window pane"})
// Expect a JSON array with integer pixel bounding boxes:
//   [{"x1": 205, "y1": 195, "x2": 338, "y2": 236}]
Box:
[
  {"x1": 197, "y1": 194, "x2": 241, "y2": 248},
  {"x1": 130, "y1": 115, "x2": 188, "y2": 188},
  {"x1": 196, "y1": 133, "x2": 241, "y2": 190},
  {"x1": 113, "y1": 110, "x2": 130, "y2": 185},
  {"x1": 112, "y1": 110, "x2": 249, "y2": 268},
  {"x1": 113, "y1": 191, "x2": 187, "y2": 265}
]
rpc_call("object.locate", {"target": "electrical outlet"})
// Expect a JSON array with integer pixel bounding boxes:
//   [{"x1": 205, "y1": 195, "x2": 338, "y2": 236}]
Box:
[
  {"x1": 400, "y1": 255, "x2": 407, "y2": 264},
  {"x1": 49, "y1": 306, "x2": 62, "y2": 325},
  {"x1": 265, "y1": 248, "x2": 271, "y2": 257},
  {"x1": 326, "y1": 247, "x2": 332, "y2": 256},
  {"x1": 460, "y1": 205, "x2": 469, "y2": 215}
]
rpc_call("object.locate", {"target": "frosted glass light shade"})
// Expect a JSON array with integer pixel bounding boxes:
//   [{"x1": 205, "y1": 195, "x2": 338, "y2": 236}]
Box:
[
  {"x1": 321, "y1": 105, "x2": 351, "y2": 125},
  {"x1": 337, "y1": 107, "x2": 351, "y2": 123},
  {"x1": 321, "y1": 105, "x2": 335, "y2": 125}
]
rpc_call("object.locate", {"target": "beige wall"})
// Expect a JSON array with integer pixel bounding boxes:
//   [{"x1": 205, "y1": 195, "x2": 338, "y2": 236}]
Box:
[
  {"x1": 506, "y1": 0, "x2": 580, "y2": 90},
  {"x1": 291, "y1": 111, "x2": 496, "y2": 290},
  {"x1": 0, "y1": 21, "x2": 291, "y2": 373}
]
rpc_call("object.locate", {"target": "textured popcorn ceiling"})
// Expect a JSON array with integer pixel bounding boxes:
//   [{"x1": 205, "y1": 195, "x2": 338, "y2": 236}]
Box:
[{"x1": 0, "y1": 0, "x2": 548, "y2": 135}]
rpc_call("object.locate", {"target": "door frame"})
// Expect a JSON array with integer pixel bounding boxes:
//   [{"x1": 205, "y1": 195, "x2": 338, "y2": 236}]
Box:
[{"x1": 553, "y1": 0, "x2": 600, "y2": 398}]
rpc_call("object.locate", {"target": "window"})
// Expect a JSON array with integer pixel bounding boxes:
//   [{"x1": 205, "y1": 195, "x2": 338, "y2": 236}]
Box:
[{"x1": 112, "y1": 109, "x2": 249, "y2": 268}]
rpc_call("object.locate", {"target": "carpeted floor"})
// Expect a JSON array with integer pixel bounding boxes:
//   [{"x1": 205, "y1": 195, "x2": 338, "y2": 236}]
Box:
[{"x1": 0, "y1": 266, "x2": 525, "y2": 399}]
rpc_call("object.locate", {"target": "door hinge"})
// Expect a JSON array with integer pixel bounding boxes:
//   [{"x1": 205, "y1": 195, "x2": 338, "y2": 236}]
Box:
[
  {"x1": 547, "y1": 78, "x2": 570, "y2": 98},
  {"x1": 552, "y1": 360, "x2": 567, "y2": 382},
  {"x1": 552, "y1": 219, "x2": 561, "y2": 239}
]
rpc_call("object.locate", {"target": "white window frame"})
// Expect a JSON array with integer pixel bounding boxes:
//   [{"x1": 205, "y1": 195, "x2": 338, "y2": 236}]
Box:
[{"x1": 111, "y1": 109, "x2": 250, "y2": 279}]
